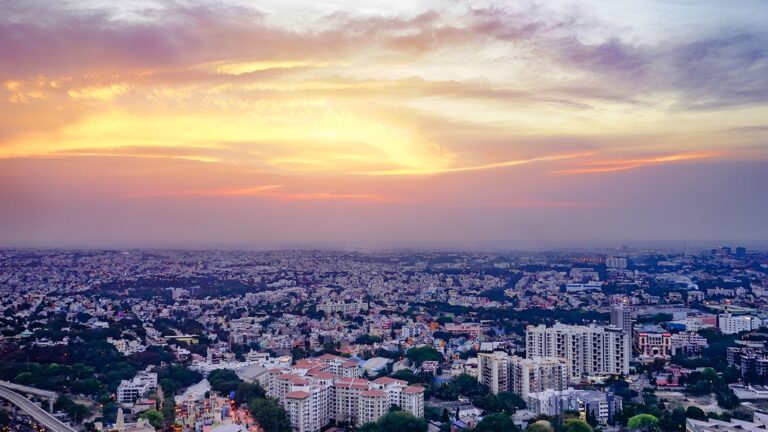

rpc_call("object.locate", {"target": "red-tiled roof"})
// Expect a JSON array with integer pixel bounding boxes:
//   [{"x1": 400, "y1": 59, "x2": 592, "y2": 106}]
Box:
[
  {"x1": 286, "y1": 391, "x2": 310, "y2": 399},
  {"x1": 403, "y1": 386, "x2": 425, "y2": 394},
  {"x1": 372, "y1": 377, "x2": 406, "y2": 385}
]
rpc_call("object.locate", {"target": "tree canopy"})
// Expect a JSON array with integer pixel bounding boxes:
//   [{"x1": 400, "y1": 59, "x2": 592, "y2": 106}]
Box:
[
  {"x1": 563, "y1": 418, "x2": 593, "y2": 432},
  {"x1": 248, "y1": 398, "x2": 291, "y2": 432},
  {"x1": 474, "y1": 413, "x2": 519, "y2": 432},
  {"x1": 525, "y1": 420, "x2": 555, "y2": 432},
  {"x1": 628, "y1": 414, "x2": 660, "y2": 432},
  {"x1": 406, "y1": 346, "x2": 442, "y2": 366},
  {"x1": 376, "y1": 411, "x2": 428, "y2": 432}
]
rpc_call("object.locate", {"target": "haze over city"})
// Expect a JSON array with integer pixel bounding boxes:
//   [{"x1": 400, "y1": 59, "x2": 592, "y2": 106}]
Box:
[
  {"x1": 2, "y1": 0, "x2": 768, "y2": 248},
  {"x1": 4, "y1": 2, "x2": 768, "y2": 432}
]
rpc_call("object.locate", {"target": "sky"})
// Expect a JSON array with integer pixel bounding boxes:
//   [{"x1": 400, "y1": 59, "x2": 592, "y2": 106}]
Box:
[{"x1": 1, "y1": 0, "x2": 767, "y2": 249}]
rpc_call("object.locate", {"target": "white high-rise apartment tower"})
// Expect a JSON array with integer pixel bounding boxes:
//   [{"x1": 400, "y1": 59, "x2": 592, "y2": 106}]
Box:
[{"x1": 526, "y1": 324, "x2": 630, "y2": 380}]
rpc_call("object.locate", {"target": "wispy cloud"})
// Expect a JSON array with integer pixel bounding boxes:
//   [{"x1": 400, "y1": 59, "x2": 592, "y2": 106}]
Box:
[
  {"x1": 361, "y1": 152, "x2": 592, "y2": 176},
  {"x1": 557, "y1": 152, "x2": 720, "y2": 175},
  {"x1": 151, "y1": 185, "x2": 393, "y2": 202}
]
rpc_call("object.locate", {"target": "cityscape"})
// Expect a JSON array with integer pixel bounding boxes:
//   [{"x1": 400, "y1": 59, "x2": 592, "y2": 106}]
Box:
[
  {"x1": 1, "y1": 247, "x2": 768, "y2": 432},
  {"x1": 2, "y1": 1, "x2": 768, "y2": 432}
]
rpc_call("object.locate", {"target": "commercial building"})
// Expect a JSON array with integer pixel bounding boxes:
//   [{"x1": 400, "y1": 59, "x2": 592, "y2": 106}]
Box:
[
  {"x1": 117, "y1": 372, "x2": 158, "y2": 404},
  {"x1": 634, "y1": 326, "x2": 672, "y2": 359},
  {"x1": 610, "y1": 305, "x2": 632, "y2": 334},
  {"x1": 719, "y1": 314, "x2": 762, "y2": 334}
]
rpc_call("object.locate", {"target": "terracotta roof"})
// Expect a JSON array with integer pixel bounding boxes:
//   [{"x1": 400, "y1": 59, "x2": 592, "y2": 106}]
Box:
[
  {"x1": 372, "y1": 377, "x2": 406, "y2": 385},
  {"x1": 403, "y1": 386, "x2": 425, "y2": 394},
  {"x1": 318, "y1": 353, "x2": 344, "y2": 361},
  {"x1": 308, "y1": 372, "x2": 337, "y2": 379},
  {"x1": 286, "y1": 391, "x2": 310, "y2": 399},
  {"x1": 278, "y1": 374, "x2": 309, "y2": 385}
]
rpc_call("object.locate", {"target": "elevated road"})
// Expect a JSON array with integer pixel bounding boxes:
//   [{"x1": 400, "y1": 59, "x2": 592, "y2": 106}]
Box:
[
  {"x1": 0, "y1": 380, "x2": 58, "y2": 399},
  {"x1": 0, "y1": 386, "x2": 76, "y2": 432}
]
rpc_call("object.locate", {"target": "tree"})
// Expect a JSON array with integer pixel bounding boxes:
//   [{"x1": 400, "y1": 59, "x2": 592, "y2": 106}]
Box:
[
  {"x1": 207, "y1": 369, "x2": 242, "y2": 395},
  {"x1": 235, "y1": 381, "x2": 266, "y2": 404},
  {"x1": 376, "y1": 411, "x2": 428, "y2": 432},
  {"x1": 563, "y1": 418, "x2": 593, "y2": 432},
  {"x1": 525, "y1": 420, "x2": 555, "y2": 432},
  {"x1": 390, "y1": 369, "x2": 422, "y2": 384},
  {"x1": 474, "y1": 413, "x2": 519, "y2": 432},
  {"x1": 14, "y1": 371, "x2": 34, "y2": 385},
  {"x1": 139, "y1": 410, "x2": 165, "y2": 429},
  {"x1": 685, "y1": 406, "x2": 707, "y2": 421},
  {"x1": 497, "y1": 391, "x2": 527, "y2": 412},
  {"x1": 627, "y1": 414, "x2": 660, "y2": 432},
  {"x1": 359, "y1": 423, "x2": 382, "y2": 432},
  {"x1": 249, "y1": 398, "x2": 291, "y2": 432},
  {"x1": 405, "y1": 346, "x2": 442, "y2": 367}
]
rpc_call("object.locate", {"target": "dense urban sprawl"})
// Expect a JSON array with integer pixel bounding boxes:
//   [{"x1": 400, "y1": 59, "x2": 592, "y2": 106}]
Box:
[{"x1": 1, "y1": 246, "x2": 767, "y2": 432}]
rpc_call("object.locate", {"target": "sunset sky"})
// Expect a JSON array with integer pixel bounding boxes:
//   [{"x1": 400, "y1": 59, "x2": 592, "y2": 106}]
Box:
[{"x1": 2, "y1": 0, "x2": 767, "y2": 248}]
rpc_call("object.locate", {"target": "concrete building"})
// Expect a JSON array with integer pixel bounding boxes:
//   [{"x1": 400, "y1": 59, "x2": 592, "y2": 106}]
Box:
[
  {"x1": 477, "y1": 351, "x2": 509, "y2": 394},
  {"x1": 610, "y1": 305, "x2": 632, "y2": 334},
  {"x1": 606, "y1": 257, "x2": 628, "y2": 269},
  {"x1": 117, "y1": 372, "x2": 158, "y2": 404},
  {"x1": 634, "y1": 327, "x2": 672, "y2": 359},
  {"x1": 478, "y1": 352, "x2": 568, "y2": 397},
  {"x1": 526, "y1": 388, "x2": 622, "y2": 425},
  {"x1": 526, "y1": 324, "x2": 630, "y2": 380},
  {"x1": 687, "y1": 412, "x2": 768, "y2": 432},
  {"x1": 719, "y1": 314, "x2": 762, "y2": 334}
]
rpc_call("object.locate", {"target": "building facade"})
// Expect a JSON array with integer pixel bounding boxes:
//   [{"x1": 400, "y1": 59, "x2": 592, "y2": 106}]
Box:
[
  {"x1": 526, "y1": 324, "x2": 630, "y2": 380},
  {"x1": 478, "y1": 351, "x2": 568, "y2": 398}
]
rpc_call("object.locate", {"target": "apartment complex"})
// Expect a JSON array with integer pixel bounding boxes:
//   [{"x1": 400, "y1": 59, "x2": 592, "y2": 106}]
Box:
[
  {"x1": 477, "y1": 351, "x2": 568, "y2": 398},
  {"x1": 268, "y1": 356, "x2": 424, "y2": 432},
  {"x1": 526, "y1": 323, "x2": 630, "y2": 380}
]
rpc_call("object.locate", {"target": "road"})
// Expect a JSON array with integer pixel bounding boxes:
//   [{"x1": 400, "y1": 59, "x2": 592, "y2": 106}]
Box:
[
  {"x1": 0, "y1": 387, "x2": 76, "y2": 432},
  {"x1": 0, "y1": 380, "x2": 58, "y2": 399}
]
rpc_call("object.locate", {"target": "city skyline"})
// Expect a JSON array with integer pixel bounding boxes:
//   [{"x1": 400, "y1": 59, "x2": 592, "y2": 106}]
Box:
[{"x1": 2, "y1": 0, "x2": 768, "y2": 247}]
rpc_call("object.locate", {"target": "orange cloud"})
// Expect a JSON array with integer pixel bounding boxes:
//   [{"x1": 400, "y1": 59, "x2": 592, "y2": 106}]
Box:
[
  {"x1": 362, "y1": 152, "x2": 593, "y2": 176},
  {"x1": 184, "y1": 185, "x2": 284, "y2": 196},
  {"x1": 557, "y1": 152, "x2": 720, "y2": 175},
  {"x1": 153, "y1": 186, "x2": 392, "y2": 202}
]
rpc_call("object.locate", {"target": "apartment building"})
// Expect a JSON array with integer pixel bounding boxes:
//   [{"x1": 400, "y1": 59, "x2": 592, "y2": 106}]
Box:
[
  {"x1": 526, "y1": 323, "x2": 630, "y2": 380},
  {"x1": 271, "y1": 361, "x2": 426, "y2": 432},
  {"x1": 478, "y1": 351, "x2": 568, "y2": 397}
]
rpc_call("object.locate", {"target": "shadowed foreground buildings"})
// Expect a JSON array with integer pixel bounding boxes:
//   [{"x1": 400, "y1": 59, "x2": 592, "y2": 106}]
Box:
[{"x1": 687, "y1": 412, "x2": 768, "y2": 432}]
